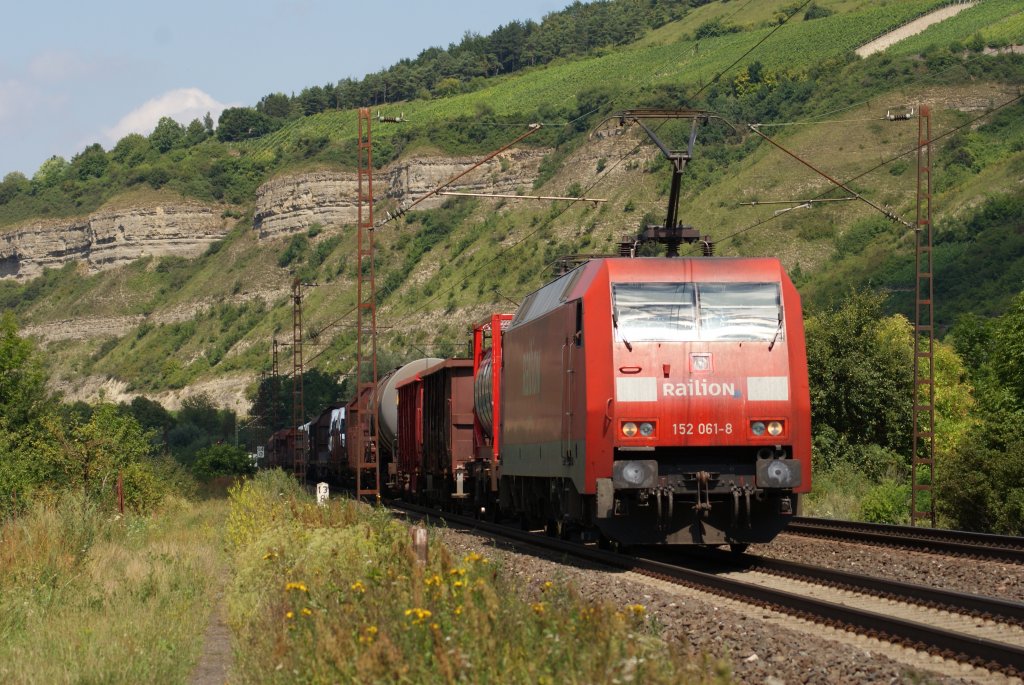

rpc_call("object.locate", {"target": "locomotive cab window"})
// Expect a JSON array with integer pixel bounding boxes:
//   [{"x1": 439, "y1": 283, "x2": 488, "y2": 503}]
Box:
[
  {"x1": 612, "y1": 283, "x2": 696, "y2": 342},
  {"x1": 613, "y1": 282, "x2": 782, "y2": 342},
  {"x1": 697, "y1": 283, "x2": 781, "y2": 342}
]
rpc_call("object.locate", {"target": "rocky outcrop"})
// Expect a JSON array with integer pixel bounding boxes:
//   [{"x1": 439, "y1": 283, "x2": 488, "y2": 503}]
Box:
[
  {"x1": 253, "y1": 149, "x2": 548, "y2": 239},
  {"x1": 0, "y1": 204, "x2": 230, "y2": 280}
]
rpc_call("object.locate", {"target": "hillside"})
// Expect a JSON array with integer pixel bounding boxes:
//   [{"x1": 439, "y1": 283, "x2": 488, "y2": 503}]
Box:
[{"x1": 1, "y1": 0, "x2": 1022, "y2": 413}]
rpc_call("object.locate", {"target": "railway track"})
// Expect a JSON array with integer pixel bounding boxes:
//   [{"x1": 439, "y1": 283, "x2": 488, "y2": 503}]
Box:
[
  {"x1": 785, "y1": 517, "x2": 1024, "y2": 564},
  {"x1": 392, "y1": 502, "x2": 1024, "y2": 677}
]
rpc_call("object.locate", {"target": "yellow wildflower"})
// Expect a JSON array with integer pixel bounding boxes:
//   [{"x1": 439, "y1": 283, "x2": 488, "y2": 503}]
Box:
[
  {"x1": 285, "y1": 581, "x2": 308, "y2": 593},
  {"x1": 453, "y1": 580, "x2": 465, "y2": 588},
  {"x1": 463, "y1": 552, "x2": 482, "y2": 563},
  {"x1": 454, "y1": 605, "x2": 463, "y2": 616},
  {"x1": 542, "y1": 581, "x2": 553, "y2": 591},
  {"x1": 626, "y1": 604, "x2": 646, "y2": 617},
  {"x1": 531, "y1": 602, "x2": 545, "y2": 615},
  {"x1": 301, "y1": 607, "x2": 313, "y2": 616},
  {"x1": 424, "y1": 574, "x2": 442, "y2": 587},
  {"x1": 262, "y1": 551, "x2": 278, "y2": 560},
  {"x1": 430, "y1": 622, "x2": 440, "y2": 630},
  {"x1": 350, "y1": 580, "x2": 366, "y2": 593},
  {"x1": 358, "y1": 626, "x2": 378, "y2": 644},
  {"x1": 404, "y1": 607, "x2": 432, "y2": 624},
  {"x1": 449, "y1": 568, "x2": 466, "y2": 577},
  {"x1": 285, "y1": 610, "x2": 295, "y2": 620}
]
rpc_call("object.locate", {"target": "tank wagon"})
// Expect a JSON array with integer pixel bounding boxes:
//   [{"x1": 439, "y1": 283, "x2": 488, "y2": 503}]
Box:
[{"x1": 319, "y1": 256, "x2": 810, "y2": 548}]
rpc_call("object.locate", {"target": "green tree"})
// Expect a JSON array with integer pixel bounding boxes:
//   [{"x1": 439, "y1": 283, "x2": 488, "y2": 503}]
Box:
[
  {"x1": 111, "y1": 133, "x2": 151, "y2": 166},
  {"x1": 938, "y1": 410, "x2": 1024, "y2": 534},
  {"x1": 191, "y1": 443, "x2": 255, "y2": 480},
  {"x1": 70, "y1": 143, "x2": 108, "y2": 180},
  {"x1": 991, "y1": 292, "x2": 1024, "y2": 406},
  {"x1": 32, "y1": 155, "x2": 68, "y2": 187},
  {"x1": 0, "y1": 312, "x2": 50, "y2": 428},
  {"x1": 29, "y1": 404, "x2": 157, "y2": 507},
  {"x1": 0, "y1": 171, "x2": 29, "y2": 205},
  {"x1": 257, "y1": 92, "x2": 292, "y2": 119},
  {"x1": 150, "y1": 116, "x2": 184, "y2": 153},
  {"x1": 216, "y1": 107, "x2": 274, "y2": 142},
  {"x1": 184, "y1": 118, "x2": 208, "y2": 146},
  {"x1": 805, "y1": 290, "x2": 913, "y2": 454}
]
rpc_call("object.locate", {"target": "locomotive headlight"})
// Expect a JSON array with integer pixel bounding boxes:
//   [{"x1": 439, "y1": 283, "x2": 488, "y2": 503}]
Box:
[
  {"x1": 639, "y1": 421, "x2": 655, "y2": 437},
  {"x1": 613, "y1": 460, "x2": 658, "y2": 489},
  {"x1": 750, "y1": 421, "x2": 766, "y2": 436},
  {"x1": 621, "y1": 422, "x2": 638, "y2": 437},
  {"x1": 767, "y1": 420, "x2": 784, "y2": 436}
]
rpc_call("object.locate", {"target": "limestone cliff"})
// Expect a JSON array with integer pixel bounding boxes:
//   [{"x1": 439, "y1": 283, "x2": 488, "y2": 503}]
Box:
[
  {"x1": 253, "y1": 149, "x2": 547, "y2": 239},
  {"x1": 0, "y1": 204, "x2": 230, "y2": 280}
]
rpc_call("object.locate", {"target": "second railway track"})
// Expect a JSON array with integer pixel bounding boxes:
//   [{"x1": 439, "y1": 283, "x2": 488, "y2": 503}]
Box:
[
  {"x1": 785, "y1": 517, "x2": 1024, "y2": 564},
  {"x1": 393, "y1": 501, "x2": 1024, "y2": 678}
]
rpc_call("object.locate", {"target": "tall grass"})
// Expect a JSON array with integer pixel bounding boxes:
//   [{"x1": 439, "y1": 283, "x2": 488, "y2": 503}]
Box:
[
  {"x1": 226, "y1": 470, "x2": 724, "y2": 684},
  {"x1": 0, "y1": 492, "x2": 226, "y2": 684}
]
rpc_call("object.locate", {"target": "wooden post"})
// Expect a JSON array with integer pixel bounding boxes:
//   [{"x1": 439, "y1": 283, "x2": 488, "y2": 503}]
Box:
[
  {"x1": 411, "y1": 525, "x2": 428, "y2": 566},
  {"x1": 116, "y1": 471, "x2": 124, "y2": 515}
]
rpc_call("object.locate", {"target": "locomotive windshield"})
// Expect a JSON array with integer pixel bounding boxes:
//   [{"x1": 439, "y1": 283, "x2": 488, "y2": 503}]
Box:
[{"x1": 612, "y1": 282, "x2": 781, "y2": 342}]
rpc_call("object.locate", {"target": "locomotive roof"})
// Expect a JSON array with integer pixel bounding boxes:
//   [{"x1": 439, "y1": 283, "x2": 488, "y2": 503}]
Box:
[{"x1": 511, "y1": 257, "x2": 785, "y2": 329}]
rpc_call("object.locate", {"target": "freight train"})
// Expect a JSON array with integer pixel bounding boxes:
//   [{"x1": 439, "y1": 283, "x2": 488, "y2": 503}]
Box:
[{"x1": 276, "y1": 254, "x2": 811, "y2": 550}]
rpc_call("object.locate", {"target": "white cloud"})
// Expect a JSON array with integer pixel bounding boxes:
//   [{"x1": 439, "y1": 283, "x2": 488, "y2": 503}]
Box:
[
  {"x1": 102, "y1": 88, "x2": 232, "y2": 144},
  {"x1": 27, "y1": 51, "x2": 94, "y2": 82}
]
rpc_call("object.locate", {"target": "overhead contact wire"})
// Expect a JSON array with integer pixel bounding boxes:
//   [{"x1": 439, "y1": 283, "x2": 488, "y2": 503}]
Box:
[{"x1": 695, "y1": 92, "x2": 1024, "y2": 252}]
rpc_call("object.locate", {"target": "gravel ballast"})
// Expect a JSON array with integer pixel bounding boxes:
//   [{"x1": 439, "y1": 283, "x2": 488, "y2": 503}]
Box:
[{"x1": 434, "y1": 525, "x2": 1021, "y2": 684}]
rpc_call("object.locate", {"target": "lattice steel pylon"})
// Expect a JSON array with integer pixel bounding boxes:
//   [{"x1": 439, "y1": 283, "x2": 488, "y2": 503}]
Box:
[
  {"x1": 271, "y1": 339, "x2": 280, "y2": 466},
  {"x1": 292, "y1": 279, "x2": 307, "y2": 482},
  {"x1": 911, "y1": 105, "x2": 936, "y2": 527},
  {"x1": 354, "y1": 107, "x2": 380, "y2": 499}
]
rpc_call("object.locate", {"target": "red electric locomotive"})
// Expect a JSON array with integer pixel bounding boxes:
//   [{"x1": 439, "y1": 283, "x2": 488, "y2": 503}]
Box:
[{"x1": 483, "y1": 256, "x2": 810, "y2": 548}]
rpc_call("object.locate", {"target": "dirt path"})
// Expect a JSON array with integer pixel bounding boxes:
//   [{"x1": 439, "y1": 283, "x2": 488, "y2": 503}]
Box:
[
  {"x1": 189, "y1": 591, "x2": 233, "y2": 685},
  {"x1": 856, "y1": 2, "x2": 978, "y2": 58}
]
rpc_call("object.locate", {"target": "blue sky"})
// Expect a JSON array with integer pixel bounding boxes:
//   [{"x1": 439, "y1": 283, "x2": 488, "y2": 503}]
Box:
[{"x1": 0, "y1": 0, "x2": 570, "y2": 178}]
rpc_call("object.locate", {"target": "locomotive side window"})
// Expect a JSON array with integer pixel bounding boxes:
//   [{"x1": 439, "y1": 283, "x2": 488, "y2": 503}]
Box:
[
  {"x1": 697, "y1": 283, "x2": 781, "y2": 342},
  {"x1": 612, "y1": 283, "x2": 696, "y2": 341},
  {"x1": 612, "y1": 282, "x2": 781, "y2": 342}
]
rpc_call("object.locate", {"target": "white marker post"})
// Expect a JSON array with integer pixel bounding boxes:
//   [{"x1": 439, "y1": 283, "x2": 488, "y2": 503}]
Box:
[{"x1": 316, "y1": 482, "x2": 329, "y2": 506}]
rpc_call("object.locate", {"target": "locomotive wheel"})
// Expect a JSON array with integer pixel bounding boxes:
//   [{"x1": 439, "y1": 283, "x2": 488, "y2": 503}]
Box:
[
  {"x1": 598, "y1": 533, "x2": 628, "y2": 554},
  {"x1": 555, "y1": 518, "x2": 579, "y2": 541}
]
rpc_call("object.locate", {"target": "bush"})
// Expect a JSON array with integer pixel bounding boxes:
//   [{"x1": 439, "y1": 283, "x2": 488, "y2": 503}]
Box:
[
  {"x1": 278, "y1": 235, "x2": 309, "y2": 268},
  {"x1": 859, "y1": 479, "x2": 910, "y2": 524},
  {"x1": 192, "y1": 443, "x2": 256, "y2": 481}
]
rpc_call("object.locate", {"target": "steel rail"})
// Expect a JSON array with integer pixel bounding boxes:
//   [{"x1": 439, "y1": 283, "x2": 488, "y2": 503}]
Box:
[
  {"x1": 390, "y1": 501, "x2": 1024, "y2": 676},
  {"x1": 786, "y1": 517, "x2": 1024, "y2": 564},
  {"x1": 744, "y1": 555, "x2": 1024, "y2": 627}
]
